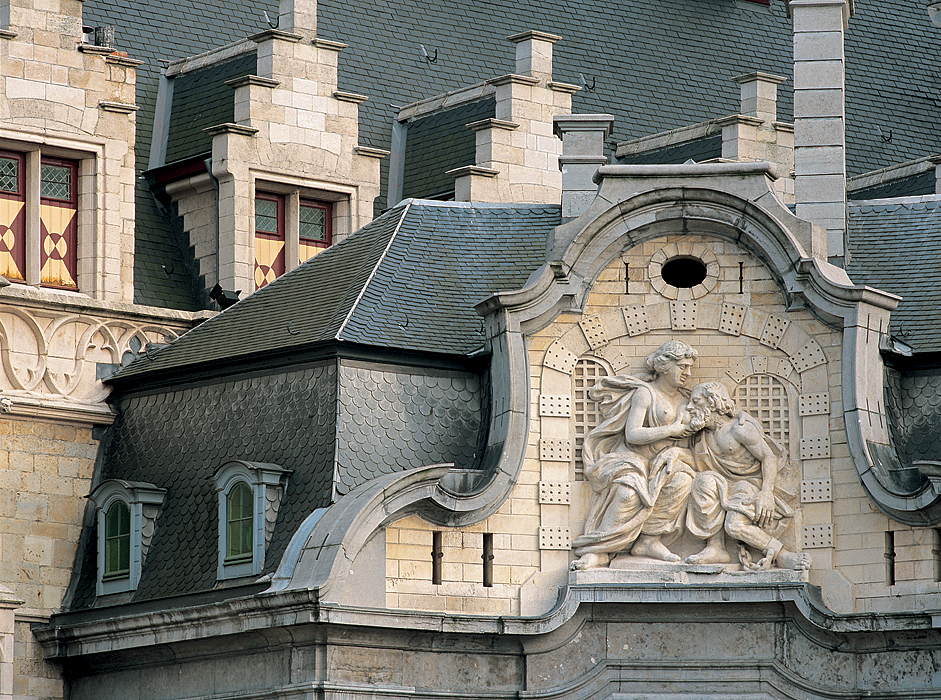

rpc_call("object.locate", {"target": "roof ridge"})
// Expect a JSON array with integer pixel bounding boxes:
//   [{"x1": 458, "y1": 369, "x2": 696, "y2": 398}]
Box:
[{"x1": 335, "y1": 199, "x2": 414, "y2": 339}]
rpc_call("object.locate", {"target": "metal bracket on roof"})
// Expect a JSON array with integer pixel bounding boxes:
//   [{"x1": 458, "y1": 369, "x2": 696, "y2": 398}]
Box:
[
  {"x1": 420, "y1": 45, "x2": 438, "y2": 64},
  {"x1": 263, "y1": 10, "x2": 279, "y2": 29}
]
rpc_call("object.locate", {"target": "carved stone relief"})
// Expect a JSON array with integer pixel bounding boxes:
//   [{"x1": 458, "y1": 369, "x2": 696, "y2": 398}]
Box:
[
  {"x1": 538, "y1": 236, "x2": 836, "y2": 575},
  {"x1": 0, "y1": 304, "x2": 186, "y2": 406}
]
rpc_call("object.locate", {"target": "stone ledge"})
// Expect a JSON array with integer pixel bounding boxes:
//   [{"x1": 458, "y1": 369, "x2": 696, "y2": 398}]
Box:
[
  {"x1": 98, "y1": 101, "x2": 139, "y2": 114},
  {"x1": 847, "y1": 154, "x2": 941, "y2": 192},
  {"x1": 78, "y1": 44, "x2": 113, "y2": 55},
  {"x1": 446, "y1": 165, "x2": 500, "y2": 179},
  {"x1": 715, "y1": 114, "x2": 765, "y2": 128},
  {"x1": 334, "y1": 91, "x2": 368, "y2": 104},
  {"x1": 466, "y1": 118, "x2": 519, "y2": 132},
  {"x1": 0, "y1": 28, "x2": 17, "y2": 40},
  {"x1": 105, "y1": 53, "x2": 144, "y2": 67},
  {"x1": 507, "y1": 30, "x2": 561, "y2": 44},
  {"x1": 547, "y1": 81, "x2": 580, "y2": 94},
  {"x1": 615, "y1": 118, "x2": 725, "y2": 158},
  {"x1": 250, "y1": 29, "x2": 303, "y2": 44},
  {"x1": 733, "y1": 71, "x2": 787, "y2": 85},
  {"x1": 203, "y1": 123, "x2": 260, "y2": 137},
  {"x1": 354, "y1": 146, "x2": 390, "y2": 159},
  {"x1": 488, "y1": 73, "x2": 540, "y2": 88},
  {"x1": 773, "y1": 121, "x2": 795, "y2": 133},
  {"x1": 312, "y1": 38, "x2": 348, "y2": 52},
  {"x1": 0, "y1": 395, "x2": 116, "y2": 426},
  {"x1": 226, "y1": 75, "x2": 280, "y2": 89},
  {"x1": 396, "y1": 81, "x2": 494, "y2": 122}
]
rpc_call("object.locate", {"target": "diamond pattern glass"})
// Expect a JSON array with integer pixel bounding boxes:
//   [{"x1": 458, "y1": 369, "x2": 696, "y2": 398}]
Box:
[
  {"x1": 41, "y1": 163, "x2": 72, "y2": 200},
  {"x1": 255, "y1": 197, "x2": 279, "y2": 234},
  {"x1": 0, "y1": 157, "x2": 18, "y2": 194},
  {"x1": 300, "y1": 204, "x2": 327, "y2": 241}
]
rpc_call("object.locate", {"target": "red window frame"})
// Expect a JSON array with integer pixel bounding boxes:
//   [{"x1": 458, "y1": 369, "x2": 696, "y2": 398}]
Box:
[
  {"x1": 39, "y1": 156, "x2": 79, "y2": 290},
  {"x1": 254, "y1": 192, "x2": 286, "y2": 290},
  {"x1": 0, "y1": 150, "x2": 26, "y2": 283},
  {"x1": 298, "y1": 198, "x2": 332, "y2": 264}
]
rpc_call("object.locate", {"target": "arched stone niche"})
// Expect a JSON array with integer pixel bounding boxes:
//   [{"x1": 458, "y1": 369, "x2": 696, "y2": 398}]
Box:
[{"x1": 536, "y1": 233, "x2": 837, "y2": 562}]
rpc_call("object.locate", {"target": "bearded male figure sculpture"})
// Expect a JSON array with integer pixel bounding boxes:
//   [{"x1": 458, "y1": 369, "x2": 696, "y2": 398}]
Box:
[
  {"x1": 570, "y1": 340, "x2": 700, "y2": 570},
  {"x1": 657, "y1": 381, "x2": 810, "y2": 571}
]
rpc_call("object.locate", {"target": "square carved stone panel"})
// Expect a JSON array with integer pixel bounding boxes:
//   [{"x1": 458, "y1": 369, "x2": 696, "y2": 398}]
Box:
[
  {"x1": 539, "y1": 526, "x2": 571, "y2": 550},
  {"x1": 802, "y1": 524, "x2": 833, "y2": 549},
  {"x1": 540, "y1": 439, "x2": 572, "y2": 462},
  {"x1": 801, "y1": 479, "x2": 833, "y2": 503},
  {"x1": 539, "y1": 481, "x2": 572, "y2": 504},
  {"x1": 540, "y1": 395, "x2": 572, "y2": 417}
]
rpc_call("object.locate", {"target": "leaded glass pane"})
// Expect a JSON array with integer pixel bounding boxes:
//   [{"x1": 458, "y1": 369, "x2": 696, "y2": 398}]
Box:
[
  {"x1": 255, "y1": 198, "x2": 279, "y2": 234},
  {"x1": 41, "y1": 163, "x2": 71, "y2": 200},
  {"x1": 299, "y1": 204, "x2": 327, "y2": 241},
  {"x1": 0, "y1": 157, "x2": 18, "y2": 194}
]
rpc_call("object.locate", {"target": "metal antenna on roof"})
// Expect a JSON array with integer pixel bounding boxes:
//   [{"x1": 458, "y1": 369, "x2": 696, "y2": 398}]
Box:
[
  {"x1": 420, "y1": 45, "x2": 438, "y2": 64},
  {"x1": 579, "y1": 73, "x2": 596, "y2": 92},
  {"x1": 263, "y1": 10, "x2": 279, "y2": 29}
]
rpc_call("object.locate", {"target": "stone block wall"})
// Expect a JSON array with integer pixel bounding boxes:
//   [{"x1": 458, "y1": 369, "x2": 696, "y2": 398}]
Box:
[
  {"x1": 1, "y1": 0, "x2": 140, "y2": 302},
  {"x1": 1, "y1": 416, "x2": 98, "y2": 700}
]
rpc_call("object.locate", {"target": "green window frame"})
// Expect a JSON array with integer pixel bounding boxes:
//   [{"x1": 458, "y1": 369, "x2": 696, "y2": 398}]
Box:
[
  {"x1": 225, "y1": 482, "x2": 254, "y2": 563},
  {"x1": 103, "y1": 501, "x2": 131, "y2": 579}
]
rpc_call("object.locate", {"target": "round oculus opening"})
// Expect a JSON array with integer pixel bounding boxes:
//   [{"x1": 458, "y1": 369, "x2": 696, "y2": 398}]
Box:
[{"x1": 660, "y1": 256, "x2": 707, "y2": 289}]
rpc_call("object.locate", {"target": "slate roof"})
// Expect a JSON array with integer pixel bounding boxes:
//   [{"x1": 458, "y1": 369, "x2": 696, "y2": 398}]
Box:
[
  {"x1": 81, "y1": 0, "x2": 941, "y2": 309},
  {"x1": 849, "y1": 170, "x2": 936, "y2": 201},
  {"x1": 110, "y1": 201, "x2": 559, "y2": 383},
  {"x1": 847, "y1": 197, "x2": 941, "y2": 354},
  {"x1": 617, "y1": 135, "x2": 722, "y2": 166},
  {"x1": 401, "y1": 97, "x2": 495, "y2": 200},
  {"x1": 165, "y1": 53, "x2": 257, "y2": 164}
]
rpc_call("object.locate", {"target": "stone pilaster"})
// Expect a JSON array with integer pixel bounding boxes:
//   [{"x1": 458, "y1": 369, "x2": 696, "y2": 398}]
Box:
[
  {"x1": 553, "y1": 114, "x2": 613, "y2": 218},
  {"x1": 789, "y1": 0, "x2": 853, "y2": 263}
]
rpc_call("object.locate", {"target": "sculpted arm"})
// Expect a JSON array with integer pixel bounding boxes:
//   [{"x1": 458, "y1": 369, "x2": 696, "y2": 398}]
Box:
[{"x1": 732, "y1": 420, "x2": 778, "y2": 528}]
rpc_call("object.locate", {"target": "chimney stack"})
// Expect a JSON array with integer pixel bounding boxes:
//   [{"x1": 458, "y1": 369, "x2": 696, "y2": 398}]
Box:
[
  {"x1": 554, "y1": 114, "x2": 613, "y2": 218},
  {"x1": 790, "y1": 0, "x2": 853, "y2": 264}
]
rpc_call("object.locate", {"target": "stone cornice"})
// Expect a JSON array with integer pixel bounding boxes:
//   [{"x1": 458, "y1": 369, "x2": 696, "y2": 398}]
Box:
[
  {"x1": 353, "y1": 146, "x2": 390, "y2": 159},
  {"x1": 104, "y1": 54, "x2": 144, "y2": 67},
  {"x1": 36, "y1": 579, "x2": 941, "y2": 661},
  {"x1": 333, "y1": 91, "x2": 368, "y2": 104},
  {"x1": 466, "y1": 118, "x2": 519, "y2": 132},
  {"x1": 0, "y1": 28, "x2": 17, "y2": 39},
  {"x1": 445, "y1": 165, "x2": 500, "y2": 179},
  {"x1": 487, "y1": 74, "x2": 540, "y2": 88},
  {"x1": 249, "y1": 29, "x2": 303, "y2": 44},
  {"x1": 203, "y1": 123, "x2": 260, "y2": 137},
  {"x1": 98, "y1": 101, "x2": 139, "y2": 114},
  {"x1": 547, "y1": 81, "x2": 580, "y2": 94},
  {"x1": 225, "y1": 75, "x2": 280, "y2": 89},
  {"x1": 312, "y1": 38, "x2": 348, "y2": 52}
]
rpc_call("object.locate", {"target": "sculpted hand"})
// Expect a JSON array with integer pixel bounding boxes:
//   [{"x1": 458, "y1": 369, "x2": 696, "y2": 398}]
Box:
[
  {"x1": 748, "y1": 489, "x2": 775, "y2": 529},
  {"x1": 669, "y1": 420, "x2": 697, "y2": 438}
]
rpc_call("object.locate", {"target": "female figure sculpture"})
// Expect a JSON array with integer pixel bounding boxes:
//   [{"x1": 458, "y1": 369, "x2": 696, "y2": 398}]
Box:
[{"x1": 571, "y1": 340, "x2": 699, "y2": 570}]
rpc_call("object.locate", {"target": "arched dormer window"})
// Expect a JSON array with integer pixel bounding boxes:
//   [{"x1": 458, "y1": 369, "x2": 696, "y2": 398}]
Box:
[
  {"x1": 212, "y1": 461, "x2": 291, "y2": 580},
  {"x1": 88, "y1": 480, "x2": 166, "y2": 596}
]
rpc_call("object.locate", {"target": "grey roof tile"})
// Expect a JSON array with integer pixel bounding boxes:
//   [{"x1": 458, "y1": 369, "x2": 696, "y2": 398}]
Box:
[
  {"x1": 847, "y1": 198, "x2": 941, "y2": 353},
  {"x1": 111, "y1": 201, "x2": 558, "y2": 383}
]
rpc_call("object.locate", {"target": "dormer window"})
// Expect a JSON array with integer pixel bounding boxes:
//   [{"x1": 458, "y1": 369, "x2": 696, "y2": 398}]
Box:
[
  {"x1": 213, "y1": 460, "x2": 291, "y2": 580},
  {"x1": 88, "y1": 480, "x2": 166, "y2": 596}
]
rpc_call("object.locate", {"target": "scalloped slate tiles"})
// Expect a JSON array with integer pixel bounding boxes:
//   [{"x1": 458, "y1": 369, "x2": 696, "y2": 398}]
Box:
[
  {"x1": 847, "y1": 199, "x2": 941, "y2": 353},
  {"x1": 886, "y1": 367, "x2": 941, "y2": 465},
  {"x1": 69, "y1": 363, "x2": 338, "y2": 610},
  {"x1": 336, "y1": 364, "x2": 482, "y2": 495}
]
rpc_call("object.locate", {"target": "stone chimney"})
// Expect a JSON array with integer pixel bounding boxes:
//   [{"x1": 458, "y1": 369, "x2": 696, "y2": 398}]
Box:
[
  {"x1": 717, "y1": 72, "x2": 794, "y2": 205},
  {"x1": 790, "y1": 0, "x2": 853, "y2": 264},
  {"x1": 275, "y1": 0, "x2": 317, "y2": 39},
  {"x1": 449, "y1": 31, "x2": 578, "y2": 203},
  {"x1": 553, "y1": 114, "x2": 613, "y2": 218}
]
